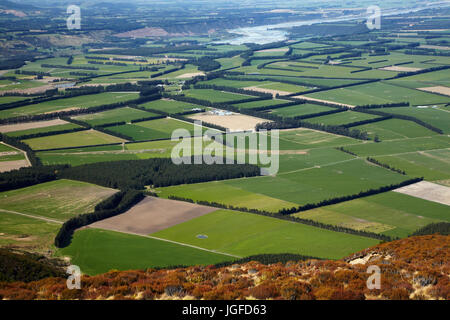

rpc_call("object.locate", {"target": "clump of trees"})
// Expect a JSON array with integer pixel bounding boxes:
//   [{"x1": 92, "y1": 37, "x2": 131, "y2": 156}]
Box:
[
  {"x1": 411, "y1": 222, "x2": 450, "y2": 236},
  {"x1": 59, "y1": 158, "x2": 261, "y2": 190}
]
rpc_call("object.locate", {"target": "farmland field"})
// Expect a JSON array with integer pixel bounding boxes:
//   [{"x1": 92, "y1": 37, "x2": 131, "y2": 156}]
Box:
[
  {"x1": 376, "y1": 106, "x2": 450, "y2": 134},
  {"x1": 0, "y1": 92, "x2": 140, "y2": 119},
  {"x1": 305, "y1": 82, "x2": 449, "y2": 106},
  {"x1": 0, "y1": 211, "x2": 61, "y2": 252},
  {"x1": 152, "y1": 209, "x2": 379, "y2": 259},
  {"x1": 106, "y1": 118, "x2": 207, "y2": 141},
  {"x1": 139, "y1": 99, "x2": 202, "y2": 114},
  {"x1": 0, "y1": 179, "x2": 117, "y2": 221},
  {"x1": 352, "y1": 119, "x2": 438, "y2": 140},
  {"x1": 58, "y1": 228, "x2": 231, "y2": 275},
  {"x1": 183, "y1": 89, "x2": 253, "y2": 103},
  {"x1": 268, "y1": 103, "x2": 335, "y2": 118},
  {"x1": 73, "y1": 107, "x2": 159, "y2": 126},
  {"x1": 23, "y1": 129, "x2": 126, "y2": 150},
  {"x1": 295, "y1": 192, "x2": 450, "y2": 238},
  {"x1": 158, "y1": 159, "x2": 409, "y2": 209},
  {"x1": 305, "y1": 111, "x2": 380, "y2": 126}
]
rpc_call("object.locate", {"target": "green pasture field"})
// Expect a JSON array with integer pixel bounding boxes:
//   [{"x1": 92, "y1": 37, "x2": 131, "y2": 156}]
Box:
[
  {"x1": 36, "y1": 138, "x2": 205, "y2": 166},
  {"x1": 233, "y1": 98, "x2": 290, "y2": 109},
  {"x1": 216, "y1": 56, "x2": 246, "y2": 70},
  {"x1": 305, "y1": 82, "x2": 449, "y2": 106},
  {"x1": 0, "y1": 79, "x2": 44, "y2": 91},
  {"x1": 291, "y1": 42, "x2": 332, "y2": 49},
  {"x1": 277, "y1": 147, "x2": 356, "y2": 174},
  {"x1": 139, "y1": 99, "x2": 201, "y2": 114},
  {"x1": 373, "y1": 148, "x2": 450, "y2": 182},
  {"x1": 260, "y1": 63, "x2": 397, "y2": 79},
  {"x1": 0, "y1": 153, "x2": 25, "y2": 162},
  {"x1": 23, "y1": 129, "x2": 126, "y2": 150},
  {"x1": 58, "y1": 228, "x2": 231, "y2": 275},
  {"x1": 385, "y1": 69, "x2": 450, "y2": 88},
  {"x1": 295, "y1": 192, "x2": 450, "y2": 238},
  {"x1": 346, "y1": 52, "x2": 450, "y2": 69},
  {"x1": 158, "y1": 159, "x2": 409, "y2": 209},
  {"x1": 152, "y1": 209, "x2": 379, "y2": 260},
  {"x1": 202, "y1": 78, "x2": 268, "y2": 88},
  {"x1": 0, "y1": 143, "x2": 17, "y2": 152},
  {"x1": 352, "y1": 119, "x2": 439, "y2": 140},
  {"x1": 183, "y1": 89, "x2": 253, "y2": 103},
  {"x1": 0, "y1": 211, "x2": 61, "y2": 253},
  {"x1": 305, "y1": 111, "x2": 380, "y2": 126},
  {"x1": 0, "y1": 96, "x2": 29, "y2": 105},
  {"x1": 277, "y1": 128, "x2": 359, "y2": 150},
  {"x1": 73, "y1": 107, "x2": 158, "y2": 126},
  {"x1": 248, "y1": 81, "x2": 309, "y2": 93},
  {"x1": 0, "y1": 92, "x2": 140, "y2": 119},
  {"x1": 269, "y1": 103, "x2": 336, "y2": 118},
  {"x1": 0, "y1": 179, "x2": 117, "y2": 221},
  {"x1": 377, "y1": 106, "x2": 450, "y2": 134},
  {"x1": 344, "y1": 135, "x2": 450, "y2": 157},
  {"x1": 224, "y1": 75, "x2": 363, "y2": 88},
  {"x1": 5, "y1": 123, "x2": 83, "y2": 138},
  {"x1": 106, "y1": 118, "x2": 206, "y2": 141}
]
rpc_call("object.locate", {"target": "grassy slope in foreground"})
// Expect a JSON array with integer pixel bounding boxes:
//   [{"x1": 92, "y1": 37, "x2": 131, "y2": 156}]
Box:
[
  {"x1": 58, "y1": 228, "x2": 231, "y2": 275},
  {"x1": 152, "y1": 209, "x2": 379, "y2": 259}
]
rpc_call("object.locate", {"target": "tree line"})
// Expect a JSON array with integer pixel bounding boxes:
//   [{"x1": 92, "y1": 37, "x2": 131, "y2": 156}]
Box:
[
  {"x1": 59, "y1": 158, "x2": 261, "y2": 190},
  {"x1": 54, "y1": 190, "x2": 145, "y2": 248}
]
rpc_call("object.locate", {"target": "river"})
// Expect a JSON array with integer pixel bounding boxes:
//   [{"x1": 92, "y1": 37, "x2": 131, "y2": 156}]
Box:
[{"x1": 220, "y1": 3, "x2": 450, "y2": 45}]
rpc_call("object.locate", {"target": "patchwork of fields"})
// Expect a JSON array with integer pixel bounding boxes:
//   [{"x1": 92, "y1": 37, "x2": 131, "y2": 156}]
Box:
[{"x1": 1, "y1": 16, "x2": 449, "y2": 276}]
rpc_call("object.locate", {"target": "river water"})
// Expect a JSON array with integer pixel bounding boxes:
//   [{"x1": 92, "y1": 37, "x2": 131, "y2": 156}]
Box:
[{"x1": 220, "y1": 4, "x2": 450, "y2": 45}]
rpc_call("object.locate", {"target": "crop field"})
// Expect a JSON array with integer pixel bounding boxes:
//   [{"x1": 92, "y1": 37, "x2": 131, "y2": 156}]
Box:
[
  {"x1": 23, "y1": 129, "x2": 126, "y2": 150},
  {"x1": 376, "y1": 106, "x2": 450, "y2": 134},
  {"x1": 0, "y1": 92, "x2": 140, "y2": 119},
  {"x1": 268, "y1": 103, "x2": 335, "y2": 118},
  {"x1": 276, "y1": 128, "x2": 359, "y2": 150},
  {"x1": 0, "y1": 179, "x2": 117, "y2": 221},
  {"x1": 305, "y1": 111, "x2": 381, "y2": 126},
  {"x1": 106, "y1": 118, "x2": 206, "y2": 141},
  {"x1": 139, "y1": 99, "x2": 202, "y2": 114},
  {"x1": 183, "y1": 89, "x2": 253, "y2": 103},
  {"x1": 386, "y1": 69, "x2": 450, "y2": 88},
  {"x1": 73, "y1": 107, "x2": 159, "y2": 126},
  {"x1": 305, "y1": 82, "x2": 449, "y2": 106},
  {"x1": 373, "y1": 148, "x2": 450, "y2": 182},
  {"x1": 344, "y1": 136, "x2": 450, "y2": 157},
  {"x1": 58, "y1": 228, "x2": 231, "y2": 275},
  {"x1": 0, "y1": 211, "x2": 61, "y2": 253},
  {"x1": 36, "y1": 138, "x2": 207, "y2": 166},
  {"x1": 352, "y1": 119, "x2": 438, "y2": 140},
  {"x1": 152, "y1": 209, "x2": 379, "y2": 259},
  {"x1": 233, "y1": 98, "x2": 291, "y2": 110},
  {"x1": 158, "y1": 159, "x2": 409, "y2": 209},
  {"x1": 4, "y1": 123, "x2": 83, "y2": 138},
  {"x1": 295, "y1": 192, "x2": 450, "y2": 238}
]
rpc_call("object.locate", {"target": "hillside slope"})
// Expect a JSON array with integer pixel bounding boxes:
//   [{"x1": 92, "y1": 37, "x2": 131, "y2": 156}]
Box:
[{"x1": 0, "y1": 235, "x2": 448, "y2": 300}]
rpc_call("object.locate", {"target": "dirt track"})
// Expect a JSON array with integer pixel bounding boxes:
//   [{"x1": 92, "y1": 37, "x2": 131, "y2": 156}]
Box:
[{"x1": 89, "y1": 196, "x2": 218, "y2": 235}]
